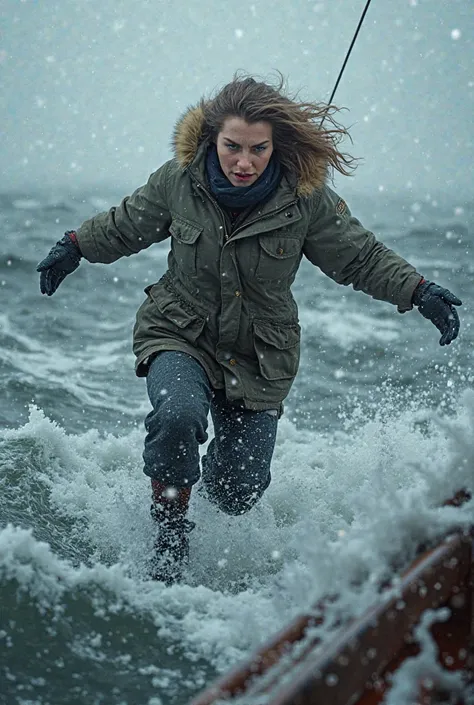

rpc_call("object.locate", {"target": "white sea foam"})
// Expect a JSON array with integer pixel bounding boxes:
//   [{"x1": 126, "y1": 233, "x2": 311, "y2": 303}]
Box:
[
  {"x1": 384, "y1": 608, "x2": 465, "y2": 704},
  {"x1": 2, "y1": 392, "x2": 473, "y2": 688},
  {"x1": 0, "y1": 313, "x2": 148, "y2": 418},
  {"x1": 299, "y1": 299, "x2": 401, "y2": 348},
  {"x1": 11, "y1": 199, "x2": 43, "y2": 210}
]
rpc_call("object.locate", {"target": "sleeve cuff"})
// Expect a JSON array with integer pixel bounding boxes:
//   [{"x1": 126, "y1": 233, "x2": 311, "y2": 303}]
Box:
[{"x1": 397, "y1": 274, "x2": 425, "y2": 313}]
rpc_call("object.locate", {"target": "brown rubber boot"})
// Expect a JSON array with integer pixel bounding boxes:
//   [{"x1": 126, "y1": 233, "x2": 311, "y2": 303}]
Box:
[{"x1": 149, "y1": 480, "x2": 194, "y2": 585}]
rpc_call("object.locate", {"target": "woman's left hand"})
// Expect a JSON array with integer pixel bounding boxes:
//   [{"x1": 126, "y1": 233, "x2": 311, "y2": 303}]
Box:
[{"x1": 412, "y1": 279, "x2": 462, "y2": 346}]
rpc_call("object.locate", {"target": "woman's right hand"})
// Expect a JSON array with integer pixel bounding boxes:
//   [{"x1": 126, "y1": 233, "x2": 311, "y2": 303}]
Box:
[{"x1": 36, "y1": 231, "x2": 82, "y2": 295}]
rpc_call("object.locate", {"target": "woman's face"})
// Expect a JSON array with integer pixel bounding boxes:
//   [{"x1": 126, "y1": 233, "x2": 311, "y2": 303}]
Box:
[{"x1": 216, "y1": 117, "x2": 273, "y2": 187}]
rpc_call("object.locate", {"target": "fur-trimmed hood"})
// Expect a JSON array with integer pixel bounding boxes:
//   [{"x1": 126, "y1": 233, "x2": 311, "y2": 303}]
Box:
[{"x1": 172, "y1": 104, "x2": 327, "y2": 197}]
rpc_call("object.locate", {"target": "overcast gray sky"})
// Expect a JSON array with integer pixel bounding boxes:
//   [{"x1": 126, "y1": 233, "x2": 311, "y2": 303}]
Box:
[{"x1": 2, "y1": 0, "x2": 473, "y2": 199}]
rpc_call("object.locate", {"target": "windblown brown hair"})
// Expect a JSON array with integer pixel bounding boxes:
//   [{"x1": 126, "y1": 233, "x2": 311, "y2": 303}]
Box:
[{"x1": 200, "y1": 72, "x2": 357, "y2": 194}]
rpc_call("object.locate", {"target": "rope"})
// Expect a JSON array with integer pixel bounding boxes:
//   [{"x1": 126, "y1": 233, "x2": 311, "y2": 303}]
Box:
[{"x1": 321, "y1": 0, "x2": 374, "y2": 124}]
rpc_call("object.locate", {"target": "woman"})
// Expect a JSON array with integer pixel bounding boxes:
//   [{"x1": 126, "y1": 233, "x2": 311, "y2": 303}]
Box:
[{"x1": 37, "y1": 74, "x2": 462, "y2": 584}]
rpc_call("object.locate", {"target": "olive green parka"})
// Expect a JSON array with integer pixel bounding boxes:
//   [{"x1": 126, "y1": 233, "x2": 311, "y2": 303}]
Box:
[{"x1": 76, "y1": 106, "x2": 422, "y2": 414}]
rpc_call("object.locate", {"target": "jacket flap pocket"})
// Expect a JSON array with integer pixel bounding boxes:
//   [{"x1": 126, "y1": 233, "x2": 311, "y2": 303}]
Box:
[
  {"x1": 169, "y1": 216, "x2": 203, "y2": 245},
  {"x1": 253, "y1": 320, "x2": 300, "y2": 349},
  {"x1": 258, "y1": 235, "x2": 301, "y2": 259},
  {"x1": 253, "y1": 320, "x2": 300, "y2": 380},
  {"x1": 148, "y1": 283, "x2": 204, "y2": 330}
]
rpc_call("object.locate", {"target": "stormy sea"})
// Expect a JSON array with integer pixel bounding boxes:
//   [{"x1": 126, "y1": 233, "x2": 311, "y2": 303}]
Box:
[{"x1": 1, "y1": 189, "x2": 473, "y2": 705}]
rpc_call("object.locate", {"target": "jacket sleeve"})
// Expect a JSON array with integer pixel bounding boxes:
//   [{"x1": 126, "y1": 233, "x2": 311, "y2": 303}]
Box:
[
  {"x1": 75, "y1": 161, "x2": 173, "y2": 264},
  {"x1": 303, "y1": 186, "x2": 423, "y2": 312}
]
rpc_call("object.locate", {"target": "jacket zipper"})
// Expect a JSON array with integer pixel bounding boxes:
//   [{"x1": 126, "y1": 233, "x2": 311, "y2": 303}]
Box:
[{"x1": 189, "y1": 172, "x2": 230, "y2": 242}]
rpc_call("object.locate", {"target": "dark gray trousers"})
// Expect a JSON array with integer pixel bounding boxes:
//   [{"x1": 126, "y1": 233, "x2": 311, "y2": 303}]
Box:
[{"x1": 143, "y1": 351, "x2": 278, "y2": 515}]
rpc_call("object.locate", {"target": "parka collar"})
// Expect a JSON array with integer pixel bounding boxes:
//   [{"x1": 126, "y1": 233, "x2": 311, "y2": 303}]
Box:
[
  {"x1": 187, "y1": 142, "x2": 299, "y2": 211},
  {"x1": 172, "y1": 104, "x2": 326, "y2": 197}
]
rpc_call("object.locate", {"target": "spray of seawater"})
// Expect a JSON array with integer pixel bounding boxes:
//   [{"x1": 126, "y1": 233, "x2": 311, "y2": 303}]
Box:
[{"x1": 1, "y1": 391, "x2": 474, "y2": 704}]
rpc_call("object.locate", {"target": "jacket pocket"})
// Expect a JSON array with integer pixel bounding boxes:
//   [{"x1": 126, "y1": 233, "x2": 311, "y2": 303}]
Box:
[
  {"x1": 256, "y1": 235, "x2": 302, "y2": 281},
  {"x1": 147, "y1": 281, "x2": 206, "y2": 341},
  {"x1": 253, "y1": 320, "x2": 300, "y2": 380},
  {"x1": 169, "y1": 216, "x2": 203, "y2": 277}
]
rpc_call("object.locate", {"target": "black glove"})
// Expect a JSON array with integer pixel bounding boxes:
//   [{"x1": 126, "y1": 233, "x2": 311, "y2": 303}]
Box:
[
  {"x1": 37, "y1": 231, "x2": 82, "y2": 296},
  {"x1": 412, "y1": 279, "x2": 462, "y2": 346}
]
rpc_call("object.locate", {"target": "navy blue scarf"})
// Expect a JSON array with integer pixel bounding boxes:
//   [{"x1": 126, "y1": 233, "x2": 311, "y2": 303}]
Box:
[{"x1": 205, "y1": 144, "x2": 281, "y2": 209}]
